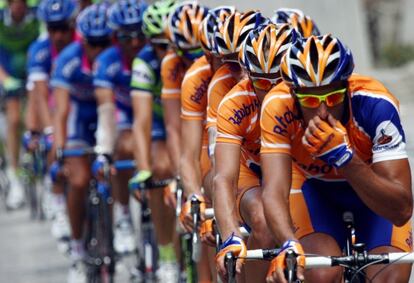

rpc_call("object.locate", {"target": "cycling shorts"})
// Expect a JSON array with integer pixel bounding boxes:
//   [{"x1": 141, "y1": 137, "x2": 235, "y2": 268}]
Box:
[
  {"x1": 66, "y1": 99, "x2": 97, "y2": 148},
  {"x1": 291, "y1": 178, "x2": 412, "y2": 252},
  {"x1": 152, "y1": 115, "x2": 166, "y2": 141}
]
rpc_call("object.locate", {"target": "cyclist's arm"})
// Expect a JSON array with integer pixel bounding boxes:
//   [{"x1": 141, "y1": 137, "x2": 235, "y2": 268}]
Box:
[
  {"x1": 33, "y1": 80, "x2": 53, "y2": 128},
  {"x1": 131, "y1": 90, "x2": 152, "y2": 171},
  {"x1": 25, "y1": 89, "x2": 41, "y2": 131},
  {"x1": 53, "y1": 87, "x2": 70, "y2": 149},
  {"x1": 213, "y1": 142, "x2": 243, "y2": 239},
  {"x1": 340, "y1": 157, "x2": 412, "y2": 226},
  {"x1": 261, "y1": 153, "x2": 297, "y2": 244},
  {"x1": 162, "y1": 98, "x2": 181, "y2": 176},
  {"x1": 207, "y1": 126, "x2": 217, "y2": 166},
  {"x1": 94, "y1": 87, "x2": 116, "y2": 154},
  {"x1": 180, "y1": 119, "x2": 203, "y2": 196}
]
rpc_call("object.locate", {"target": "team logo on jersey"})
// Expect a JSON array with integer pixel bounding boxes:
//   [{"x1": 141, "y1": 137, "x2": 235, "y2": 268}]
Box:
[
  {"x1": 372, "y1": 121, "x2": 403, "y2": 152},
  {"x1": 190, "y1": 78, "x2": 209, "y2": 104},
  {"x1": 377, "y1": 129, "x2": 393, "y2": 145},
  {"x1": 272, "y1": 108, "x2": 297, "y2": 136},
  {"x1": 228, "y1": 99, "x2": 260, "y2": 125}
]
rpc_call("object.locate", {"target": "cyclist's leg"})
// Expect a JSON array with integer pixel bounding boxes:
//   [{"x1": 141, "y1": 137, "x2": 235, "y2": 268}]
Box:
[
  {"x1": 291, "y1": 175, "x2": 347, "y2": 283},
  {"x1": 112, "y1": 128, "x2": 136, "y2": 253},
  {"x1": 113, "y1": 129, "x2": 134, "y2": 209},
  {"x1": 366, "y1": 246, "x2": 412, "y2": 282},
  {"x1": 148, "y1": 139, "x2": 175, "y2": 249},
  {"x1": 5, "y1": 95, "x2": 25, "y2": 208},
  {"x1": 356, "y1": 201, "x2": 412, "y2": 282},
  {"x1": 65, "y1": 154, "x2": 91, "y2": 259}
]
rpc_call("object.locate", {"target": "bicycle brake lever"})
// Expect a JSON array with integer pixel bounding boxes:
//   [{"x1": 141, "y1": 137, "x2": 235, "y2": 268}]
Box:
[{"x1": 285, "y1": 249, "x2": 298, "y2": 283}]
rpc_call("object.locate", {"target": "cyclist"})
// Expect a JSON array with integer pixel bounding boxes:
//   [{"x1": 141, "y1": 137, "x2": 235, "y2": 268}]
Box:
[
  {"x1": 92, "y1": 0, "x2": 147, "y2": 255},
  {"x1": 0, "y1": 0, "x2": 40, "y2": 209},
  {"x1": 179, "y1": 4, "x2": 235, "y2": 233},
  {"x1": 161, "y1": 0, "x2": 208, "y2": 179},
  {"x1": 178, "y1": 6, "x2": 235, "y2": 282},
  {"x1": 271, "y1": 7, "x2": 320, "y2": 37},
  {"x1": 51, "y1": 4, "x2": 112, "y2": 282},
  {"x1": 214, "y1": 23, "x2": 294, "y2": 283},
  {"x1": 206, "y1": 10, "x2": 268, "y2": 165},
  {"x1": 25, "y1": 0, "x2": 77, "y2": 241},
  {"x1": 128, "y1": 0, "x2": 178, "y2": 279},
  {"x1": 261, "y1": 34, "x2": 413, "y2": 283}
]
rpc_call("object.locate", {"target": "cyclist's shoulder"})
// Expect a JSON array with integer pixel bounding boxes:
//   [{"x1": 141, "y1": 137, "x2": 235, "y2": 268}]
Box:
[
  {"x1": 54, "y1": 42, "x2": 82, "y2": 73},
  {"x1": 161, "y1": 49, "x2": 181, "y2": 69},
  {"x1": 219, "y1": 78, "x2": 257, "y2": 112},
  {"x1": 348, "y1": 73, "x2": 399, "y2": 112},
  {"x1": 134, "y1": 44, "x2": 159, "y2": 72},
  {"x1": 95, "y1": 45, "x2": 120, "y2": 65},
  {"x1": 28, "y1": 36, "x2": 51, "y2": 53},
  {"x1": 263, "y1": 82, "x2": 293, "y2": 107}
]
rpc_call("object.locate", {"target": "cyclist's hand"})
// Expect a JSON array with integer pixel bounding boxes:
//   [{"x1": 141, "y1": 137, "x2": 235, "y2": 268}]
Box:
[
  {"x1": 92, "y1": 154, "x2": 111, "y2": 180},
  {"x1": 200, "y1": 219, "x2": 216, "y2": 246},
  {"x1": 49, "y1": 161, "x2": 67, "y2": 182},
  {"x1": 22, "y1": 130, "x2": 40, "y2": 151},
  {"x1": 266, "y1": 240, "x2": 305, "y2": 283},
  {"x1": 128, "y1": 170, "x2": 152, "y2": 200},
  {"x1": 3, "y1": 76, "x2": 23, "y2": 92},
  {"x1": 179, "y1": 193, "x2": 206, "y2": 233},
  {"x1": 302, "y1": 114, "x2": 353, "y2": 168},
  {"x1": 216, "y1": 233, "x2": 247, "y2": 282}
]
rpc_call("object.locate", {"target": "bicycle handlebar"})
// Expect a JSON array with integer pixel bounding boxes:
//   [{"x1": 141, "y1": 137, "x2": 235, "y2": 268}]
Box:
[{"x1": 243, "y1": 248, "x2": 414, "y2": 268}]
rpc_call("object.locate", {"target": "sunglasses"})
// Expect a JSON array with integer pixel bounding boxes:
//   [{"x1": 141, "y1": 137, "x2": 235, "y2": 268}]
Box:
[
  {"x1": 294, "y1": 88, "x2": 347, "y2": 108},
  {"x1": 176, "y1": 47, "x2": 204, "y2": 60},
  {"x1": 250, "y1": 76, "x2": 281, "y2": 91},
  {"x1": 117, "y1": 31, "x2": 146, "y2": 43},
  {"x1": 47, "y1": 23, "x2": 71, "y2": 32}
]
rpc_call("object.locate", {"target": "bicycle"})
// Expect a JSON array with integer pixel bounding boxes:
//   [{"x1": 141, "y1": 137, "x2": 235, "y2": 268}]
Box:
[
  {"x1": 223, "y1": 210, "x2": 413, "y2": 283},
  {"x1": 62, "y1": 148, "x2": 116, "y2": 283},
  {"x1": 115, "y1": 159, "x2": 173, "y2": 283}
]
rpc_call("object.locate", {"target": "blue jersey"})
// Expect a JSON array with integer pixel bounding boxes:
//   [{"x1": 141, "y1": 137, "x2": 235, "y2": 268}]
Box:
[
  {"x1": 93, "y1": 45, "x2": 132, "y2": 109},
  {"x1": 130, "y1": 44, "x2": 163, "y2": 119},
  {"x1": 27, "y1": 37, "x2": 56, "y2": 82},
  {"x1": 50, "y1": 41, "x2": 95, "y2": 102}
]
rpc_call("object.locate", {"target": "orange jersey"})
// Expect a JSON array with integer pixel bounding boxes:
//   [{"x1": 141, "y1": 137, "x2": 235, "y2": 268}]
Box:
[
  {"x1": 206, "y1": 63, "x2": 239, "y2": 129},
  {"x1": 261, "y1": 74, "x2": 408, "y2": 181},
  {"x1": 181, "y1": 55, "x2": 212, "y2": 121},
  {"x1": 216, "y1": 78, "x2": 261, "y2": 174},
  {"x1": 161, "y1": 50, "x2": 187, "y2": 100}
]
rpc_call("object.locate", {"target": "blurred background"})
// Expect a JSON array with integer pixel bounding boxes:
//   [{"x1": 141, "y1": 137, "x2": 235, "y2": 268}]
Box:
[{"x1": 1, "y1": 0, "x2": 414, "y2": 282}]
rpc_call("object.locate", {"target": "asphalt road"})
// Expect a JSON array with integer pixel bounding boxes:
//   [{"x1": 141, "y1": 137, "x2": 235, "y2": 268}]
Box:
[{"x1": 1, "y1": 63, "x2": 414, "y2": 283}]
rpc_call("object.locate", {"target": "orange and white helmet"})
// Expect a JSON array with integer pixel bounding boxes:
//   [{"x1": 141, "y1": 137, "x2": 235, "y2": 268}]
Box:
[
  {"x1": 165, "y1": 1, "x2": 208, "y2": 50},
  {"x1": 198, "y1": 6, "x2": 235, "y2": 53},
  {"x1": 280, "y1": 34, "x2": 354, "y2": 87},
  {"x1": 271, "y1": 8, "x2": 320, "y2": 38},
  {"x1": 239, "y1": 23, "x2": 295, "y2": 75},
  {"x1": 212, "y1": 10, "x2": 269, "y2": 58}
]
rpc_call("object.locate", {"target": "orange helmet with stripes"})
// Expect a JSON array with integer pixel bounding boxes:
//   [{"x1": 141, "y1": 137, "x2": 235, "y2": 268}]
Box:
[
  {"x1": 212, "y1": 10, "x2": 269, "y2": 58},
  {"x1": 165, "y1": 1, "x2": 208, "y2": 50},
  {"x1": 239, "y1": 23, "x2": 294, "y2": 75},
  {"x1": 198, "y1": 6, "x2": 235, "y2": 53},
  {"x1": 271, "y1": 8, "x2": 320, "y2": 38},
  {"x1": 280, "y1": 34, "x2": 354, "y2": 87}
]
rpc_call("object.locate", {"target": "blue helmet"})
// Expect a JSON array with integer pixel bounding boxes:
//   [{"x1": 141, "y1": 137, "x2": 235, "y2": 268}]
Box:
[
  {"x1": 76, "y1": 3, "x2": 113, "y2": 41},
  {"x1": 107, "y1": 0, "x2": 147, "y2": 31},
  {"x1": 37, "y1": 0, "x2": 78, "y2": 24},
  {"x1": 271, "y1": 8, "x2": 320, "y2": 38}
]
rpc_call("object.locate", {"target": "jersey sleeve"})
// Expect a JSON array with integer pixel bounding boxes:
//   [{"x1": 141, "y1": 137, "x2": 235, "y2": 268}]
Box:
[
  {"x1": 206, "y1": 71, "x2": 237, "y2": 129},
  {"x1": 181, "y1": 60, "x2": 211, "y2": 120},
  {"x1": 130, "y1": 57, "x2": 156, "y2": 95},
  {"x1": 93, "y1": 53, "x2": 118, "y2": 89},
  {"x1": 161, "y1": 51, "x2": 183, "y2": 100},
  {"x1": 260, "y1": 92, "x2": 295, "y2": 155},
  {"x1": 368, "y1": 99, "x2": 407, "y2": 163},
  {"x1": 27, "y1": 39, "x2": 51, "y2": 82},
  {"x1": 216, "y1": 95, "x2": 245, "y2": 146},
  {"x1": 50, "y1": 51, "x2": 79, "y2": 90}
]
